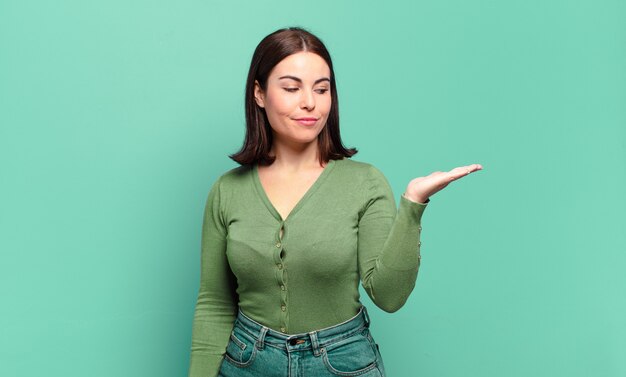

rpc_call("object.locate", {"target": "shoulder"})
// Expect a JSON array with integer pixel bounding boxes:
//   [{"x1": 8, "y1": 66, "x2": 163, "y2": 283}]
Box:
[
  {"x1": 203, "y1": 165, "x2": 252, "y2": 204},
  {"x1": 212, "y1": 164, "x2": 253, "y2": 188},
  {"x1": 338, "y1": 157, "x2": 388, "y2": 182},
  {"x1": 335, "y1": 158, "x2": 392, "y2": 200},
  {"x1": 336, "y1": 157, "x2": 379, "y2": 174},
  {"x1": 339, "y1": 159, "x2": 394, "y2": 215},
  {"x1": 203, "y1": 165, "x2": 252, "y2": 215}
]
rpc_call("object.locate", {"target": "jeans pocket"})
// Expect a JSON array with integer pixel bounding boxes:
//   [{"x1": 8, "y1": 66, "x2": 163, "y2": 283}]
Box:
[
  {"x1": 223, "y1": 326, "x2": 258, "y2": 368},
  {"x1": 365, "y1": 330, "x2": 386, "y2": 375},
  {"x1": 321, "y1": 328, "x2": 379, "y2": 376}
]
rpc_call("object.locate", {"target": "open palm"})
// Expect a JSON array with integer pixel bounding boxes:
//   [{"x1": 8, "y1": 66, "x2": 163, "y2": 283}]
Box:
[{"x1": 403, "y1": 163, "x2": 483, "y2": 203}]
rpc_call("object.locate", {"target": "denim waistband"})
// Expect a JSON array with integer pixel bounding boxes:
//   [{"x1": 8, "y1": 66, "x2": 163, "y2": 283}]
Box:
[{"x1": 234, "y1": 305, "x2": 371, "y2": 356}]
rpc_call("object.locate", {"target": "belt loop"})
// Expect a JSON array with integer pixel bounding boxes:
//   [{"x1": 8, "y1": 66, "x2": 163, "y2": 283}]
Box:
[
  {"x1": 309, "y1": 331, "x2": 321, "y2": 357},
  {"x1": 256, "y1": 326, "x2": 268, "y2": 350},
  {"x1": 362, "y1": 305, "x2": 370, "y2": 328}
]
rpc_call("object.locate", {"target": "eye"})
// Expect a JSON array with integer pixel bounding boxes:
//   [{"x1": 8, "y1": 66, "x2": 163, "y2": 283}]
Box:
[
  {"x1": 315, "y1": 88, "x2": 329, "y2": 94},
  {"x1": 283, "y1": 87, "x2": 298, "y2": 93}
]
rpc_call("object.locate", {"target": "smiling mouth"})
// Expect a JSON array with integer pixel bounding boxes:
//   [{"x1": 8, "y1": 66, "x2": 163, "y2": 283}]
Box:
[{"x1": 294, "y1": 118, "x2": 318, "y2": 126}]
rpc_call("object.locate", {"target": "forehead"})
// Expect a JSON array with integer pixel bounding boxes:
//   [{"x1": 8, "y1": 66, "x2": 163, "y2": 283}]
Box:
[{"x1": 269, "y1": 51, "x2": 330, "y2": 79}]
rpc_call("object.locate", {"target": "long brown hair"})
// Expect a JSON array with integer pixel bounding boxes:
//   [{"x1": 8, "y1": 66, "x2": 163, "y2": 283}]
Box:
[{"x1": 229, "y1": 27, "x2": 357, "y2": 167}]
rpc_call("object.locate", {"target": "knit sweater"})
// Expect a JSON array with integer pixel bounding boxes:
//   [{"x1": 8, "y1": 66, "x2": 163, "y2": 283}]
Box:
[{"x1": 188, "y1": 157, "x2": 428, "y2": 377}]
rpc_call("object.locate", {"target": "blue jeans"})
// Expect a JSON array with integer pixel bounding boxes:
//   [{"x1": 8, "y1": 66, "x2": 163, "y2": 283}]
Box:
[{"x1": 218, "y1": 305, "x2": 386, "y2": 377}]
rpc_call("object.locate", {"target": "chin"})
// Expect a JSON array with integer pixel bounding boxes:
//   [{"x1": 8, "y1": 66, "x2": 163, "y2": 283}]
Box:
[{"x1": 290, "y1": 133, "x2": 321, "y2": 145}]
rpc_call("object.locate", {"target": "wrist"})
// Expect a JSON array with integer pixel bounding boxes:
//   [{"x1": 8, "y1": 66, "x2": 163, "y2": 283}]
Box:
[{"x1": 402, "y1": 192, "x2": 430, "y2": 204}]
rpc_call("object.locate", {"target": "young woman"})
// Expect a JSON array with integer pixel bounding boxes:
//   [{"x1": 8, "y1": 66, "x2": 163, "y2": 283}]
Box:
[{"x1": 188, "y1": 27, "x2": 482, "y2": 377}]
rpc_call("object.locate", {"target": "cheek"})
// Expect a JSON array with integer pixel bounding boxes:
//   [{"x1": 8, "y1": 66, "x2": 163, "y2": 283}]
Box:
[
  {"x1": 321, "y1": 97, "x2": 333, "y2": 115},
  {"x1": 325, "y1": 96, "x2": 333, "y2": 110},
  {"x1": 266, "y1": 94, "x2": 296, "y2": 116}
]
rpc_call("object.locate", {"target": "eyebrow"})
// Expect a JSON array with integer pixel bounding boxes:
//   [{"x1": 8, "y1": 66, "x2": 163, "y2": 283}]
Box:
[{"x1": 278, "y1": 75, "x2": 330, "y2": 84}]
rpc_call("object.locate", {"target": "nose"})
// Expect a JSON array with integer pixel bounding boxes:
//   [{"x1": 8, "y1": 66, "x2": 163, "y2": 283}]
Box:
[{"x1": 300, "y1": 89, "x2": 315, "y2": 110}]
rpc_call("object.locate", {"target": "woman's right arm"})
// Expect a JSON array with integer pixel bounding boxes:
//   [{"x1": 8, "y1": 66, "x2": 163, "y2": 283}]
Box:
[{"x1": 188, "y1": 177, "x2": 238, "y2": 377}]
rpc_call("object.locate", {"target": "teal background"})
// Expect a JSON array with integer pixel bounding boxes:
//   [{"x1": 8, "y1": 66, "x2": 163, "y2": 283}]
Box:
[{"x1": 1, "y1": 0, "x2": 625, "y2": 376}]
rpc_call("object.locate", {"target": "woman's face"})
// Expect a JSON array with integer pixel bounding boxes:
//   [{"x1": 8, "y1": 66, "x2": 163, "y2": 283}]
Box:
[{"x1": 254, "y1": 51, "x2": 332, "y2": 149}]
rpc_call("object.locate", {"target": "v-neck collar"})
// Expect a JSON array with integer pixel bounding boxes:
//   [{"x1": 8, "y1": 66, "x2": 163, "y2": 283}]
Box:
[{"x1": 252, "y1": 158, "x2": 338, "y2": 223}]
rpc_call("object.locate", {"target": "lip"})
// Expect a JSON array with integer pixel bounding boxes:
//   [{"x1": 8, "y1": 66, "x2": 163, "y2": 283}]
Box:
[{"x1": 293, "y1": 117, "x2": 318, "y2": 126}]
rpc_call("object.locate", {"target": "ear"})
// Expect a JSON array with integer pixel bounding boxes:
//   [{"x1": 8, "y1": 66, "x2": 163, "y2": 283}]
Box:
[{"x1": 253, "y1": 80, "x2": 265, "y2": 108}]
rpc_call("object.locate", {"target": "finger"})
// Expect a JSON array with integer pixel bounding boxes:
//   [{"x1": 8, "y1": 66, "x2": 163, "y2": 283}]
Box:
[
  {"x1": 452, "y1": 163, "x2": 482, "y2": 175},
  {"x1": 447, "y1": 163, "x2": 483, "y2": 181}
]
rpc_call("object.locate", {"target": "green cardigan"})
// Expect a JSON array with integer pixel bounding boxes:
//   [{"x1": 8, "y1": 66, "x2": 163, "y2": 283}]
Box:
[{"x1": 188, "y1": 157, "x2": 428, "y2": 377}]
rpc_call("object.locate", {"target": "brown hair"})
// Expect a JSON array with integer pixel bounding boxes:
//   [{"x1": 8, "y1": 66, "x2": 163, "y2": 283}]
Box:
[{"x1": 229, "y1": 26, "x2": 357, "y2": 167}]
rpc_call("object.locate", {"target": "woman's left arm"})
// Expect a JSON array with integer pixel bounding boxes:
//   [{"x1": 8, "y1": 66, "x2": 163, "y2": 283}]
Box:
[{"x1": 357, "y1": 163, "x2": 482, "y2": 312}]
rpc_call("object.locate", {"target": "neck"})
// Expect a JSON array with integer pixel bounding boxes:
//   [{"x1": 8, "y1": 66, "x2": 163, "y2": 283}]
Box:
[{"x1": 269, "y1": 137, "x2": 324, "y2": 171}]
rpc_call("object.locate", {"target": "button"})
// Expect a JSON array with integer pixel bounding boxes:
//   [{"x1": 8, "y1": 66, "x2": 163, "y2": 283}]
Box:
[
  {"x1": 280, "y1": 327, "x2": 286, "y2": 332},
  {"x1": 281, "y1": 305, "x2": 286, "y2": 312},
  {"x1": 418, "y1": 241, "x2": 421, "y2": 246},
  {"x1": 418, "y1": 225, "x2": 422, "y2": 231},
  {"x1": 280, "y1": 285, "x2": 285, "y2": 291},
  {"x1": 277, "y1": 263, "x2": 283, "y2": 269},
  {"x1": 276, "y1": 242, "x2": 281, "y2": 248}
]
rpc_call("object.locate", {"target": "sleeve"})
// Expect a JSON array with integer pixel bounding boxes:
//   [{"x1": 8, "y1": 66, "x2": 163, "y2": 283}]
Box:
[
  {"x1": 188, "y1": 177, "x2": 239, "y2": 377},
  {"x1": 357, "y1": 165, "x2": 428, "y2": 313}
]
